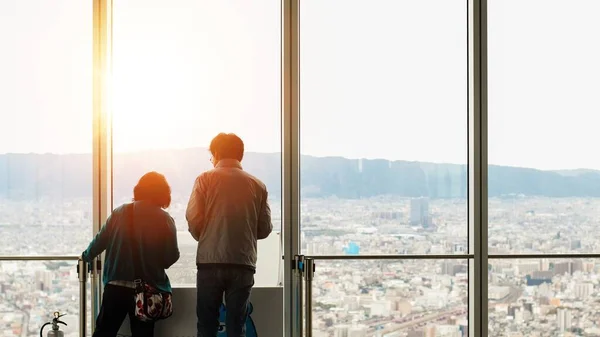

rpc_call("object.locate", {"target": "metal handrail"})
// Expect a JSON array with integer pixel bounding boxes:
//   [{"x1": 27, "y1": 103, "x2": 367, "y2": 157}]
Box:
[
  {"x1": 303, "y1": 258, "x2": 315, "y2": 337},
  {"x1": 90, "y1": 258, "x2": 99, "y2": 331},
  {"x1": 0, "y1": 255, "x2": 81, "y2": 261},
  {"x1": 303, "y1": 254, "x2": 474, "y2": 260},
  {"x1": 77, "y1": 259, "x2": 88, "y2": 337},
  {"x1": 297, "y1": 252, "x2": 600, "y2": 337},
  {"x1": 300, "y1": 253, "x2": 600, "y2": 260},
  {"x1": 489, "y1": 253, "x2": 600, "y2": 259},
  {"x1": 293, "y1": 255, "x2": 304, "y2": 337}
]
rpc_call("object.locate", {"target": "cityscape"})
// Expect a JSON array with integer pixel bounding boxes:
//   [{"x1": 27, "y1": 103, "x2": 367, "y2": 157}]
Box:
[
  {"x1": 2, "y1": 0, "x2": 600, "y2": 335},
  {"x1": 3, "y1": 194, "x2": 600, "y2": 336}
]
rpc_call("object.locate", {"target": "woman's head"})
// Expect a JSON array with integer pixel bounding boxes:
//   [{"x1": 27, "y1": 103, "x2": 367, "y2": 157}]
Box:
[{"x1": 133, "y1": 171, "x2": 171, "y2": 208}]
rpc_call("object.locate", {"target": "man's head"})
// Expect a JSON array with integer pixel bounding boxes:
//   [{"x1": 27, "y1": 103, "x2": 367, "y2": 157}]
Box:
[{"x1": 209, "y1": 133, "x2": 244, "y2": 166}]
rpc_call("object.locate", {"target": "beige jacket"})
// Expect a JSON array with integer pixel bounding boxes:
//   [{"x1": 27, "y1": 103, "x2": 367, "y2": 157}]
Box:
[{"x1": 186, "y1": 159, "x2": 272, "y2": 269}]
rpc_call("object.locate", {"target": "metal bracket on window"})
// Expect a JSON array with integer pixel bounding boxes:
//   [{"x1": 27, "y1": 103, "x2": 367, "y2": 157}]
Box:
[
  {"x1": 292, "y1": 255, "x2": 305, "y2": 337},
  {"x1": 293, "y1": 254, "x2": 304, "y2": 273},
  {"x1": 77, "y1": 259, "x2": 87, "y2": 337},
  {"x1": 303, "y1": 258, "x2": 315, "y2": 337},
  {"x1": 90, "y1": 257, "x2": 102, "y2": 331},
  {"x1": 292, "y1": 255, "x2": 317, "y2": 337}
]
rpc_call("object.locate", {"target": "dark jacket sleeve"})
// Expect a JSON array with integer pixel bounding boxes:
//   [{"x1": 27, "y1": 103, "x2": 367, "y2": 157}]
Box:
[
  {"x1": 163, "y1": 214, "x2": 180, "y2": 269},
  {"x1": 82, "y1": 214, "x2": 113, "y2": 263}
]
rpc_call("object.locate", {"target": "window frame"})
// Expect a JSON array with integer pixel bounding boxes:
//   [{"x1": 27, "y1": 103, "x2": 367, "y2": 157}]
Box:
[
  {"x1": 87, "y1": 0, "x2": 491, "y2": 336},
  {"x1": 0, "y1": 0, "x2": 107, "y2": 332},
  {"x1": 5, "y1": 1, "x2": 599, "y2": 337}
]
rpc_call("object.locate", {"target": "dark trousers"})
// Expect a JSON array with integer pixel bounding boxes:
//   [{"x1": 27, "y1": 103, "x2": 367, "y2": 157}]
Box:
[
  {"x1": 196, "y1": 267, "x2": 254, "y2": 337},
  {"x1": 93, "y1": 284, "x2": 155, "y2": 337}
]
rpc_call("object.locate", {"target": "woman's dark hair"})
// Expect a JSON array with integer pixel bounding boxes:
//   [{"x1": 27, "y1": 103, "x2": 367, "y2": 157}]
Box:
[
  {"x1": 133, "y1": 171, "x2": 171, "y2": 208},
  {"x1": 209, "y1": 132, "x2": 244, "y2": 162}
]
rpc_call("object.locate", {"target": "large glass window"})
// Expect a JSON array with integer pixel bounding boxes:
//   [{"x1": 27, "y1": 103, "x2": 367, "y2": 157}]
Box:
[
  {"x1": 0, "y1": 0, "x2": 93, "y2": 256},
  {"x1": 488, "y1": 258, "x2": 600, "y2": 336},
  {"x1": 488, "y1": 0, "x2": 600, "y2": 255},
  {"x1": 311, "y1": 260, "x2": 469, "y2": 336},
  {"x1": 299, "y1": 0, "x2": 468, "y2": 256},
  {"x1": 299, "y1": 1, "x2": 470, "y2": 335},
  {"x1": 488, "y1": 0, "x2": 600, "y2": 335},
  {"x1": 5, "y1": 0, "x2": 600, "y2": 334},
  {"x1": 0, "y1": 1, "x2": 93, "y2": 334},
  {"x1": 111, "y1": 0, "x2": 282, "y2": 287}
]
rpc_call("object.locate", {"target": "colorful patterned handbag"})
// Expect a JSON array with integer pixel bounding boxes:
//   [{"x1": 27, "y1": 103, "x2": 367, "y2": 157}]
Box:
[
  {"x1": 133, "y1": 280, "x2": 173, "y2": 321},
  {"x1": 128, "y1": 203, "x2": 174, "y2": 322}
]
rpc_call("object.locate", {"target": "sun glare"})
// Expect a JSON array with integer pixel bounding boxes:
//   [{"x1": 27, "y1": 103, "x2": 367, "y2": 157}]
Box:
[{"x1": 109, "y1": 1, "x2": 267, "y2": 154}]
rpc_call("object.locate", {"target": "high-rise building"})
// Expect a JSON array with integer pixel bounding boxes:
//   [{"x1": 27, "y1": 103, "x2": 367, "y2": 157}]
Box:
[
  {"x1": 442, "y1": 261, "x2": 456, "y2": 275},
  {"x1": 572, "y1": 260, "x2": 584, "y2": 273},
  {"x1": 575, "y1": 282, "x2": 593, "y2": 300},
  {"x1": 553, "y1": 260, "x2": 583, "y2": 276},
  {"x1": 410, "y1": 197, "x2": 430, "y2": 228},
  {"x1": 34, "y1": 270, "x2": 53, "y2": 292},
  {"x1": 335, "y1": 325, "x2": 349, "y2": 337},
  {"x1": 517, "y1": 261, "x2": 540, "y2": 275},
  {"x1": 557, "y1": 307, "x2": 572, "y2": 332},
  {"x1": 442, "y1": 261, "x2": 467, "y2": 276}
]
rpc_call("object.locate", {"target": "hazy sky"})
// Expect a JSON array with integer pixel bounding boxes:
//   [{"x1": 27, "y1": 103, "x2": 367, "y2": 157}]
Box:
[{"x1": 1, "y1": 0, "x2": 599, "y2": 171}]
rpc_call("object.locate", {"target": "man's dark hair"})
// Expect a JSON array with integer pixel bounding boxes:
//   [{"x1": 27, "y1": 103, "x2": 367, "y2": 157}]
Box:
[
  {"x1": 209, "y1": 133, "x2": 245, "y2": 162},
  {"x1": 133, "y1": 171, "x2": 171, "y2": 208}
]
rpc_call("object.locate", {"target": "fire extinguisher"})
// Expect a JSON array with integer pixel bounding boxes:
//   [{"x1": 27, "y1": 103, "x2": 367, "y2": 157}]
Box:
[{"x1": 39, "y1": 312, "x2": 67, "y2": 337}]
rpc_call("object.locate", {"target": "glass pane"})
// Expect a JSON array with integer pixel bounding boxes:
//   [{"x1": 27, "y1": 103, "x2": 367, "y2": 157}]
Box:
[
  {"x1": 488, "y1": 1, "x2": 600, "y2": 253},
  {"x1": 311, "y1": 260, "x2": 468, "y2": 336},
  {"x1": 0, "y1": 260, "x2": 88, "y2": 337},
  {"x1": 0, "y1": 1, "x2": 93, "y2": 256},
  {"x1": 299, "y1": 0, "x2": 468, "y2": 255},
  {"x1": 489, "y1": 258, "x2": 600, "y2": 336},
  {"x1": 111, "y1": 0, "x2": 281, "y2": 286}
]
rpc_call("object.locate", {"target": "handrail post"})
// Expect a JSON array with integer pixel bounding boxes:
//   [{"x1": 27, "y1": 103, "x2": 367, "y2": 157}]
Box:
[
  {"x1": 293, "y1": 255, "x2": 304, "y2": 337},
  {"x1": 90, "y1": 258, "x2": 99, "y2": 331},
  {"x1": 303, "y1": 258, "x2": 315, "y2": 337},
  {"x1": 77, "y1": 259, "x2": 88, "y2": 337}
]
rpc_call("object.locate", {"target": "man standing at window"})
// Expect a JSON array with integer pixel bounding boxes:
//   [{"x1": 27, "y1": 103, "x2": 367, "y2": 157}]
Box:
[{"x1": 186, "y1": 133, "x2": 273, "y2": 337}]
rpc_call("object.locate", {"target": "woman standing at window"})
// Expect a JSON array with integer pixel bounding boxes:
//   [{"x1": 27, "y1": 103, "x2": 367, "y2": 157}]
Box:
[{"x1": 82, "y1": 171, "x2": 180, "y2": 337}]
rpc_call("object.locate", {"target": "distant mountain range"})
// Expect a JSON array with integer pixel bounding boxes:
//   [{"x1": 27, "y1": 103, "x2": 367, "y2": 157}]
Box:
[{"x1": 1, "y1": 148, "x2": 600, "y2": 200}]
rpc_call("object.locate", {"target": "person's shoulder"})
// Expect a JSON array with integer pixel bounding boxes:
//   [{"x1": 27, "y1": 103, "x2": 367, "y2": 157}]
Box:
[
  {"x1": 244, "y1": 171, "x2": 268, "y2": 192},
  {"x1": 137, "y1": 203, "x2": 174, "y2": 226},
  {"x1": 112, "y1": 202, "x2": 132, "y2": 215},
  {"x1": 152, "y1": 205, "x2": 169, "y2": 216},
  {"x1": 160, "y1": 208, "x2": 174, "y2": 221},
  {"x1": 196, "y1": 169, "x2": 217, "y2": 183},
  {"x1": 106, "y1": 203, "x2": 132, "y2": 227},
  {"x1": 159, "y1": 209, "x2": 176, "y2": 228},
  {"x1": 144, "y1": 203, "x2": 171, "y2": 220}
]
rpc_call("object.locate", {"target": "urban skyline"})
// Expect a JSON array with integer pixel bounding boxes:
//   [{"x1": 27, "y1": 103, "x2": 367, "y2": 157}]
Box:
[
  {"x1": 4, "y1": 195, "x2": 600, "y2": 336},
  {"x1": 3, "y1": 1, "x2": 600, "y2": 336}
]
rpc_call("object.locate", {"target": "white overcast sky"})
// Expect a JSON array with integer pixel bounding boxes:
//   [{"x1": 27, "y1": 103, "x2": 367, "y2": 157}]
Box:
[{"x1": 0, "y1": 0, "x2": 599, "y2": 171}]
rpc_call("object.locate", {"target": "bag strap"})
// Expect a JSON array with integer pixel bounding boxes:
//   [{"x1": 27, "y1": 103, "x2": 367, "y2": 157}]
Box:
[{"x1": 127, "y1": 202, "x2": 144, "y2": 281}]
